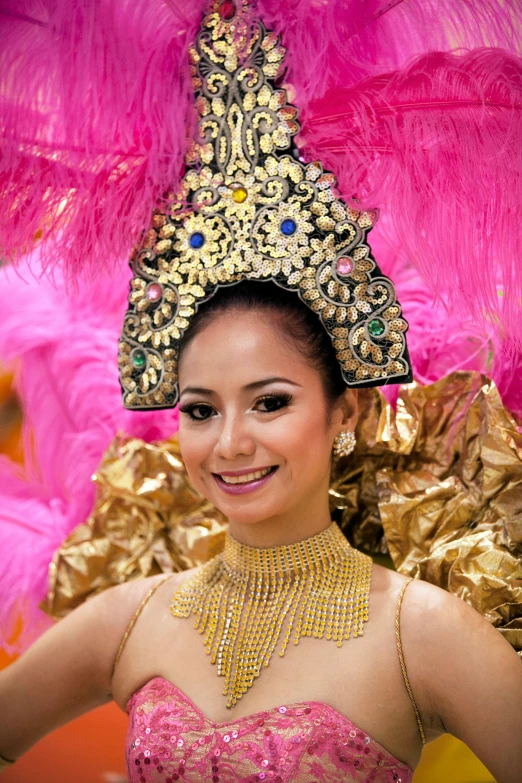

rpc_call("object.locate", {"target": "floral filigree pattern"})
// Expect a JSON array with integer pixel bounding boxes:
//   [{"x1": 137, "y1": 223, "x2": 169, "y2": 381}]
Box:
[
  {"x1": 119, "y1": 0, "x2": 411, "y2": 409},
  {"x1": 126, "y1": 677, "x2": 413, "y2": 783}
]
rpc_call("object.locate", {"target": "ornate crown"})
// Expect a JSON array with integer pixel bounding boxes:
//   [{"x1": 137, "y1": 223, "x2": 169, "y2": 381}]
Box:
[{"x1": 118, "y1": 0, "x2": 412, "y2": 410}]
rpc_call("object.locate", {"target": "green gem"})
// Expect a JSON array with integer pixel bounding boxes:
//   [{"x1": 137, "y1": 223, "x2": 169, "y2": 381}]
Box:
[
  {"x1": 132, "y1": 350, "x2": 146, "y2": 368},
  {"x1": 368, "y1": 318, "x2": 385, "y2": 337}
]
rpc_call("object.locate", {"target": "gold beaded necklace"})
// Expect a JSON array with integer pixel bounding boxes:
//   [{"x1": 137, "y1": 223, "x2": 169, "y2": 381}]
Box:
[{"x1": 170, "y1": 522, "x2": 373, "y2": 708}]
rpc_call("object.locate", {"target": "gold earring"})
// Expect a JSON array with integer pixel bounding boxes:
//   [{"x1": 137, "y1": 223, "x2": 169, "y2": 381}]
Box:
[{"x1": 333, "y1": 430, "x2": 356, "y2": 458}]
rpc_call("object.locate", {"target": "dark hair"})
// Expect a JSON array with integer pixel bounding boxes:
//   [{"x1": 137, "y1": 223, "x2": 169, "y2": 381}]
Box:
[{"x1": 178, "y1": 281, "x2": 347, "y2": 405}]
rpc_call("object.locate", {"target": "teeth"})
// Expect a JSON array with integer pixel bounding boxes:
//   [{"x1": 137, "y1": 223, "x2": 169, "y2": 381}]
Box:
[{"x1": 219, "y1": 467, "x2": 273, "y2": 484}]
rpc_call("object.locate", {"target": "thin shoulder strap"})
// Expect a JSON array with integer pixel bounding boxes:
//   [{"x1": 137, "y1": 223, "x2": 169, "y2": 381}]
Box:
[
  {"x1": 395, "y1": 577, "x2": 426, "y2": 747},
  {"x1": 111, "y1": 573, "x2": 177, "y2": 680}
]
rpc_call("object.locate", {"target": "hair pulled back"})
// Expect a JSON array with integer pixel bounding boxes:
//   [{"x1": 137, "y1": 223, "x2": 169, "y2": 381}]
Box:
[{"x1": 178, "y1": 281, "x2": 347, "y2": 405}]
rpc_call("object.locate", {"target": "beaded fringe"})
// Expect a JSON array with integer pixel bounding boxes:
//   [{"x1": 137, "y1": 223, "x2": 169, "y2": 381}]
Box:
[{"x1": 171, "y1": 523, "x2": 373, "y2": 707}]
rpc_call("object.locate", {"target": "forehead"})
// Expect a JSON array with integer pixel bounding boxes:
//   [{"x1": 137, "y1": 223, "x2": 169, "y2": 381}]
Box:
[{"x1": 178, "y1": 310, "x2": 317, "y2": 388}]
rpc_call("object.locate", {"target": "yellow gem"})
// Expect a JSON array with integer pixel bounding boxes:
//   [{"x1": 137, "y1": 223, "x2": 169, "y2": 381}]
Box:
[{"x1": 232, "y1": 186, "x2": 248, "y2": 203}]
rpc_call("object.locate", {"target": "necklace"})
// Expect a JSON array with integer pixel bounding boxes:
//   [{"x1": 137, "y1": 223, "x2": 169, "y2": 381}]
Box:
[{"x1": 170, "y1": 522, "x2": 373, "y2": 708}]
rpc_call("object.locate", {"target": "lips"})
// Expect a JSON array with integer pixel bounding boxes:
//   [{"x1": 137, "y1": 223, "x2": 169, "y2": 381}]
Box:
[{"x1": 212, "y1": 466, "x2": 279, "y2": 495}]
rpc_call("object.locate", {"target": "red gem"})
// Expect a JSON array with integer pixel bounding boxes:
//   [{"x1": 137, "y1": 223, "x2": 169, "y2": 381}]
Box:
[
  {"x1": 218, "y1": 0, "x2": 236, "y2": 20},
  {"x1": 336, "y1": 257, "x2": 354, "y2": 275}
]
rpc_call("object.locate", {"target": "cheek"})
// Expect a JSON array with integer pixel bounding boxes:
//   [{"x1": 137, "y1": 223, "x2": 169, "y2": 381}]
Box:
[
  {"x1": 177, "y1": 423, "x2": 214, "y2": 484},
  {"x1": 266, "y1": 409, "x2": 332, "y2": 474}
]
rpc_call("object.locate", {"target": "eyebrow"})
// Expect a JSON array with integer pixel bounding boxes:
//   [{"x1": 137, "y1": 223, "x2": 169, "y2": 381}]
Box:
[{"x1": 180, "y1": 376, "x2": 302, "y2": 397}]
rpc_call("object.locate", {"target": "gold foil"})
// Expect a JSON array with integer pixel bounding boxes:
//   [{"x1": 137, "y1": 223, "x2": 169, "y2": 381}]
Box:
[
  {"x1": 331, "y1": 371, "x2": 522, "y2": 655},
  {"x1": 41, "y1": 436, "x2": 227, "y2": 617},
  {"x1": 43, "y1": 371, "x2": 522, "y2": 656}
]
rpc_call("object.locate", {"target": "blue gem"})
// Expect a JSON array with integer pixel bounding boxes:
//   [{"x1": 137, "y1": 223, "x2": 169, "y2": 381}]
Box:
[
  {"x1": 189, "y1": 232, "x2": 205, "y2": 249},
  {"x1": 281, "y1": 219, "x2": 297, "y2": 236}
]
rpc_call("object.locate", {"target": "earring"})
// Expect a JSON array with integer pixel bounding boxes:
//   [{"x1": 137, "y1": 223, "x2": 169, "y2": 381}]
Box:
[{"x1": 333, "y1": 430, "x2": 356, "y2": 458}]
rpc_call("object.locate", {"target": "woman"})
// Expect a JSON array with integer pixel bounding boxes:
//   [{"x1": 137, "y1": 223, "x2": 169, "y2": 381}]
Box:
[
  {"x1": 1, "y1": 281, "x2": 521, "y2": 782},
  {"x1": 0, "y1": 0, "x2": 521, "y2": 780}
]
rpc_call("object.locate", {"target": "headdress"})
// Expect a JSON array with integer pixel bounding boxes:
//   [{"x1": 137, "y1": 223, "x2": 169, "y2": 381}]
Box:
[{"x1": 118, "y1": 0, "x2": 412, "y2": 410}]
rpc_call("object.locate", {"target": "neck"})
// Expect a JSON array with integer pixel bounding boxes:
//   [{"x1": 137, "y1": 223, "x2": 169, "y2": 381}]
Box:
[{"x1": 226, "y1": 491, "x2": 334, "y2": 549}]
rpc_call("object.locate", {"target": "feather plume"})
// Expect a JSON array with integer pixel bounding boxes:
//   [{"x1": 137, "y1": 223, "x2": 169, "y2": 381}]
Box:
[
  {"x1": 303, "y1": 49, "x2": 522, "y2": 349},
  {"x1": 0, "y1": 254, "x2": 178, "y2": 652},
  {"x1": 0, "y1": 0, "x2": 520, "y2": 281},
  {"x1": 0, "y1": 0, "x2": 206, "y2": 280},
  {"x1": 258, "y1": 0, "x2": 520, "y2": 99}
]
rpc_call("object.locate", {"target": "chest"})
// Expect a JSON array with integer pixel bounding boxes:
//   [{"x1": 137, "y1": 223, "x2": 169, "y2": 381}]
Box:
[{"x1": 114, "y1": 586, "x2": 422, "y2": 770}]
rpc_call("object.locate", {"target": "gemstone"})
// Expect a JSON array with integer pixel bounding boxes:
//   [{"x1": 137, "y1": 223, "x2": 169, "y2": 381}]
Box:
[
  {"x1": 218, "y1": 0, "x2": 236, "y2": 20},
  {"x1": 132, "y1": 350, "x2": 146, "y2": 369},
  {"x1": 189, "y1": 231, "x2": 205, "y2": 249},
  {"x1": 336, "y1": 257, "x2": 354, "y2": 275},
  {"x1": 231, "y1": 185, "x2": 248, "y2": 203},
  {"x1": 281, "y1": 218, "x2": 297, "y2": 236},
  {"x1": 146, "y1": 283, "x2": 162, "y2": 302},
  {"x1": 368, "y1": 318, "x2": 385, "y2": 337}
]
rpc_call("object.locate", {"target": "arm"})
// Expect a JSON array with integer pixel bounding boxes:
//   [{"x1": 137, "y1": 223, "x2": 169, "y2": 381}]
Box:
[
  {"x1": 0, "y1": 581, "x2": 136, "y2": 763},
  {"x1": 409, "y1": 580, "x2": 522, "y2": 783}
]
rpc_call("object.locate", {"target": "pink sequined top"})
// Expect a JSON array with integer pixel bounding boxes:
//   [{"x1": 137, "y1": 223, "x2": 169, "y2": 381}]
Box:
[{"x1": 119, "y1": 576, "x2": 423, "y2": 783}]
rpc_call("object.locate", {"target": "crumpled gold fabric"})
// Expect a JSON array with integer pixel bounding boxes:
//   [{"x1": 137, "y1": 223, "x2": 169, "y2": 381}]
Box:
[
  {"x1": 41, "y1": 437, "x2": 227, "y2": 616},
  {"x1": 42, "y1": 371, "x2": 522, "y2": 655}
]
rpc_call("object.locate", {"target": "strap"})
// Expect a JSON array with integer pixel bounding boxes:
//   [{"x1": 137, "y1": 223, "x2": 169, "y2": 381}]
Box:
[
  {"x1": 395, "y1": 577, "x2": 426, "y2": 747},
  {"x1": 111, "y1": 574, "x2": 177, "y2": 680}
]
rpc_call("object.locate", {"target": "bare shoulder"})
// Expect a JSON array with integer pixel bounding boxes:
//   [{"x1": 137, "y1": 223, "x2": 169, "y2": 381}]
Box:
[
  {"x1": 95, "y1": 570, "x2": 192, "y2": 691},
  {"x1": 384, "y1": 572, "x2": 522, "y2": 782}
]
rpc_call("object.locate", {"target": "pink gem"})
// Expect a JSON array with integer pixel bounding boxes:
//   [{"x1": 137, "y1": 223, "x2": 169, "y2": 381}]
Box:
[
  {"x1": 218, "y1": 0, "x2": 236, "y2": 20},
  {"x1": 336, "y1": 257, "x2": 354, "y2": 275},
  {"x1": 146, "y1": 283, "x2": 162, "y2": 302}
]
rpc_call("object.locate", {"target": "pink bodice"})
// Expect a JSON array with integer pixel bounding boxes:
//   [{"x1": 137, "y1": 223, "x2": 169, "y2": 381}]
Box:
[{"x1": 126, "y1": 676, "x2": 413, "y2": 783}]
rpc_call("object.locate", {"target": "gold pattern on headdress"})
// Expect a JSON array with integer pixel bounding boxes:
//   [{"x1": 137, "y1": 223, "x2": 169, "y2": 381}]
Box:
[
  {"x1": 170, "y1": 522, "x2": 372, "y2": 707},
  {"x1": 118, "y1": 0, "x2": 411, "y2": 410}
]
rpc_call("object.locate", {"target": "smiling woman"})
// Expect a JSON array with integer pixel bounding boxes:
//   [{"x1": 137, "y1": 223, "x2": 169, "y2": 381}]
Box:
[
  {"x1": 1, "y1": 0, "x2": 522, "y2": 781},
  {"x1": 176, "y1": 281, "x2": 357, "y2": 544}
]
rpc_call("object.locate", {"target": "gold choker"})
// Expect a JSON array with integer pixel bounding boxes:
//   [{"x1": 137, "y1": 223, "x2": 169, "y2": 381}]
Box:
[{"x1": 170, "y1": 523, "x2": 373, "y2": 707}]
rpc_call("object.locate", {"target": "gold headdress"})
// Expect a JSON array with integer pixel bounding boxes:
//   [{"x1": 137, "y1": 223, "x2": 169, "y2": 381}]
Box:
[{"x1": 118, "y1": 0, "x2": 412, "y2": 410}]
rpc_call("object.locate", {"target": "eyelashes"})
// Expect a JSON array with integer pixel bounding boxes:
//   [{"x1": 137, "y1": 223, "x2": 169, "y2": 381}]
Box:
[
  {"x1": 179, "y1": 402, "x2": 214, "y2": 421},
  {"x1": 179, "y1": 392, "x2": 292, "y2": 422},
  {"x1": 256, "y1": 392, "x2": 292, "y2": 412}
]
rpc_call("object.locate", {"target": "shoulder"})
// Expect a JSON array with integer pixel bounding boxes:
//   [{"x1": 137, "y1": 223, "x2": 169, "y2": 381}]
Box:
[
  {"x1": 95, "y1": 571, "x2": 194, "y2": 691},
  {"x1": 391, "y1": 574, "x2": 522, "y2": 775}
]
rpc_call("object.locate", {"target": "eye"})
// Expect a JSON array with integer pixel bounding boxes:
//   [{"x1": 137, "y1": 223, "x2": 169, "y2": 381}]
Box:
[
  {"x1": 179, "y1": 402, "x2": 215, "y2": 421},
  {"x1": 255, "y1": 392, "x2": 292, "y2": 413}
]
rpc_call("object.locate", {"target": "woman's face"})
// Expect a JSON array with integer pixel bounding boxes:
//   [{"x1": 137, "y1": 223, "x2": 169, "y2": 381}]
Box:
[{"x1": 177, "y1": 310, "x2": 357, "y2": 534}]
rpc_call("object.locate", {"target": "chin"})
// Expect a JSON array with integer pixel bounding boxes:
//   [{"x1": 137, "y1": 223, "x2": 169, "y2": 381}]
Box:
[{"x1": 219, "y1": 502, "x2": 281, "y2": 527}]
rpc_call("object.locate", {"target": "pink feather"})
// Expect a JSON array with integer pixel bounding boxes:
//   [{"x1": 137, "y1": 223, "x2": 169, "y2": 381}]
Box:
[
  {"x1": 303, "y1": 49, "x2": 522, "y2": 349},
  {"x1": 0, "y1": 0, "x2": 519, "y2": 281},
  {"x1": 258, "y1": 0, "x2": 520, "y2": 99},
  {"x1": 0, "y1": 254, "x2": 178, "y2": 652},
  {"x1": 0, "y1": 0, "x2": 206, "y2": 280}
]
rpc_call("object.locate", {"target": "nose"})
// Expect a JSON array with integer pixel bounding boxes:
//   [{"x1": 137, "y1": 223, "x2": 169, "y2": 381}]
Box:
[{"x1": 214, "y1": 410, "x2": 256, "y2": 461}]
